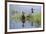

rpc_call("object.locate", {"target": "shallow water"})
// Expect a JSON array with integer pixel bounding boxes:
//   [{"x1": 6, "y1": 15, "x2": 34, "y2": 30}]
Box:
[{"x1": 10, "y1": 19, "x2": 41, "y2": 29}]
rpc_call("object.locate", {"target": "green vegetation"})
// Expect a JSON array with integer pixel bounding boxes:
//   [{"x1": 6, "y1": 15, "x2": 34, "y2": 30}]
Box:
[
  {"x1": 33, "y1": 13, "x2": 41, "y2": 25},
  {"x1": 11, "y1": 13, "x2": 22, "y2": 22},
  {"x1": 11, "y1": 12, "x2": 41, "y2": 25}
]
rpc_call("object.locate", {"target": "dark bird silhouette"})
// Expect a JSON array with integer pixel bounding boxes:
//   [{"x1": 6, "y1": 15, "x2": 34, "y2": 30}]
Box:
[
  {"x1": 22, "y1": 11, "x2": 25, "y2": 27},
  {"x1": 31, "y1": 8, "x2": 34, "y2": 26},
  {"x1": 31, "y1": 8, "x2": 34, "y2": 13}
]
